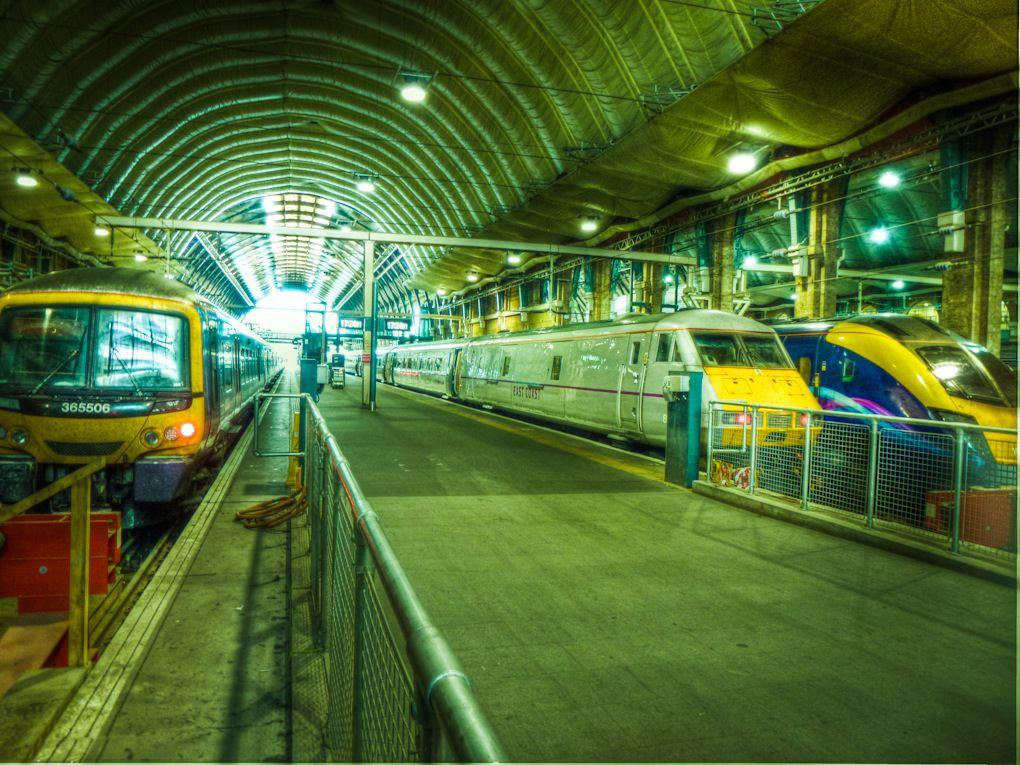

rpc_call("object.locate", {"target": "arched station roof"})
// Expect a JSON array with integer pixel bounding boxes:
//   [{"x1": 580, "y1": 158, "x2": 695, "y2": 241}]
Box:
[{"x1": 0, "y1": 0, "x2": 1014, "y2": 308}]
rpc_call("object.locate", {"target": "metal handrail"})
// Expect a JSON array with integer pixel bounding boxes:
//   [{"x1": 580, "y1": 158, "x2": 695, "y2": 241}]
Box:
[
  {"x1": 274, "y1": 393, "x2": 506, "y2": 762},
  {"x1": 709, "y1": 399, "x2": 1017, "y2": 435}
]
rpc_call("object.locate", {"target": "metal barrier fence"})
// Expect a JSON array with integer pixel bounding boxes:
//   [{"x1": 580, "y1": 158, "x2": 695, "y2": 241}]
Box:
[
  {"x1": 706, "y1": 400, "x2": 1017, "y2": 562},
  {"x1": 256, "y1": 393, "x2": 506, "y2": 762}
]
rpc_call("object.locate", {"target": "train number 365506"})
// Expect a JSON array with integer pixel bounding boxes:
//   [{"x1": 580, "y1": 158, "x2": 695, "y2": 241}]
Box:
[{"x1": 60, "y1": 402, "x2": 112, "y2": 414}]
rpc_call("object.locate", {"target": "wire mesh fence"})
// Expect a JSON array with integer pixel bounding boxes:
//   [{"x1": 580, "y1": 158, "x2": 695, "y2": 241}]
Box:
[
  {"x1": 257, "y1": 393, "x2": 505, "y2": 763},
  {"x1": 707, "y1": 401, "x2": 1017, "y2": 563}
]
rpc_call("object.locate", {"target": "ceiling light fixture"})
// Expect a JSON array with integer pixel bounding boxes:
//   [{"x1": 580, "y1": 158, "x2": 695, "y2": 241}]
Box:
[
  {"x1": 663, "y1": 272, "x2": 675, "y2": 285},
  {"x1": 742, "y1": 255, "x2": 759, "y2": 269},
  {"x1": 869, "y1": 226, "x2": 890, "y2": 244},
  {"x1": 399, "y1": 71, "x2": 431, "y2": 103},
  {"x1": 94, "y1": 226, "x2": 110, "y2": 237},
  {"x1": 466, "y1": 273, "x2": 479, "y2": 283},
  {"x1": 134, "y1": 253, "x2": 148, "y2": 262},
  {"x1": 727, "y1": 152, "x2": 758, "y2": 175},
  {"x1": 354, "y1": 174, "x2": 376, "y2": 194},
  {"x1": 507, "y1": 253, "x2": 522, "y2": 265},
  {"x1": 340, "y1": 223, "x2": 353, "y2": 233},
  {"x1": 437, "y1": 288, "x2": 447, "y2": 296},
  {"x1": 580, "y1": 216, "x2": 599, "y2": 233},
  {"x1": 14, "y1": 169, "x2": 37, "y2": 188},
  {"x1": 878, "y1": 171, "x2": 901, "y2": 188},
  {"x1": 891, "y1": 279, "x2": 905, "y2": 290}
]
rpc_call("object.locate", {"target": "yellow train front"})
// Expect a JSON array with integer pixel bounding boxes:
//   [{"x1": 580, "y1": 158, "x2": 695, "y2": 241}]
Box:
[{"x1": 0, "y1": 268, "x2": 280, "y2": 526}]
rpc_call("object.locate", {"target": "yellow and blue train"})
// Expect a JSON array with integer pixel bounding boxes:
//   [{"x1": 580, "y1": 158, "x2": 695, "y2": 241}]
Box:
[{"x1": 0, "y1": 267, "x2": 282, "y2": 525}]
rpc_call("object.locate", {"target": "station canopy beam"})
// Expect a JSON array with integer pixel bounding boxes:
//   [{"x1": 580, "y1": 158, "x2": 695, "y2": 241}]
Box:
[{"x1": 95, "y1": 217, "x2": 693, "y2": 267}]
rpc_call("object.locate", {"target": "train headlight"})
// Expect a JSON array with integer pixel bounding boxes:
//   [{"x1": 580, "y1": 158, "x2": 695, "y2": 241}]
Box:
[
  {"x1": 0, "y1": 426, "x2": 7, "y2": 440},
  {"x1": 180, "y1": 421, "x2": 196, "y2": 438},
  {"x1": 143, "y1": 430, "x2": 161, "y2": 447},
  {"x1": 10, "y1": 428, "x2": 28, "y2": 446},
  {"x1": 163, "y1": 426, "x2": 180, "y2": 442}
]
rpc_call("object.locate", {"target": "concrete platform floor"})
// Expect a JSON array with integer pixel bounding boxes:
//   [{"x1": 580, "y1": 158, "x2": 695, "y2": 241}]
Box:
[
  {"x1": 92, "y1": 389, "x2": 296, "y2": 763},
  {"x1": 317, "y1": 381, "x2": 1015, "y2": 763}
]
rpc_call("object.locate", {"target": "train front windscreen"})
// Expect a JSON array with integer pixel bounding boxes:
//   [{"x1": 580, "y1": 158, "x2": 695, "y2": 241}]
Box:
[
  {"x1": 0, "y1": 305, "x2": 188, "y2": 394},
  {"x1": 915, "y1": 343, "x2": 1017, "y2": 408},
  {"x1": 691, "y1": 332, "x2": 793, "y2": 368}
]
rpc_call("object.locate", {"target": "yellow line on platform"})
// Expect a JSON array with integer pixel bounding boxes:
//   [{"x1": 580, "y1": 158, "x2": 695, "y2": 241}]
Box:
[{"x1": 387, "y1": 386, "x2": 672, "y2": 486}]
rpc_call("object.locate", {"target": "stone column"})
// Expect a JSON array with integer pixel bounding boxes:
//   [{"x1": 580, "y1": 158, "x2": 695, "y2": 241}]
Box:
[
  {"x1": 941, "y1": 127, "x2": 1008, "y2": 355},
  {"x1": 794, "y1": 181, "x2": 843, "y2": 319},
  {"x1": 709, "y1": 217, "x2": 735, "y2": 312}
]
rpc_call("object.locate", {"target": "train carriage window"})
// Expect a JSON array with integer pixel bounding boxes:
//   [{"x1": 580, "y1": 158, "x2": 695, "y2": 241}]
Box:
[
  {"x1": 655, "y1": 334, "x2": 671, "y2": 362},
  {"x1": 501, "y1": 355, "x2": 511, "y2": 377},
  {"x1": 550, "y1": 355, "x2": 562, "y2": 381},
  {"x1": 630, "y1": 342, "x2": 641, "y2": 364}
]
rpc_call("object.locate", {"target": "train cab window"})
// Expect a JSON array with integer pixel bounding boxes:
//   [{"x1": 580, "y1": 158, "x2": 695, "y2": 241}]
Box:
[
  {"x1": 840, "y1": 358, "x2": 856, "y2": 382},
  {"x1": 630, "y1": 342, "x2": 641, "y2": 365},
  {"x1": 742, "y1": 334, "x2": 790, "y2": 368},
  {"x1": 550, "y1": 355, "x2": 562, "y2": 381},
  {"x1": 94, "y1": 309, "x2": 187, "y2": 390},
  {"x1": 692, "y1": 333, "x2": 741, "y2": 366},
  {"x1": 655, "y1": 334, "x2": 671, "y2": 363},
  {"x1": 0, "y1": 306, "x2": 90, "y2": 390},
  {"x1": 501, "y1": 355, "x2": 511, "y2": 377}
]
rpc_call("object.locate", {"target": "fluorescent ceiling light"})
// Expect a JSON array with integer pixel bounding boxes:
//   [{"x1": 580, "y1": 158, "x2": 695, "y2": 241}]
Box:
[
  {"x1": 727, "y1": 152, "x2": 757, "y2": 174},
  {"x1": 94, "y1": 226, "x2": 110, "y2": 237},
  {"x1": 15, "y1": 170, "x2": 37, "y2": 188}
]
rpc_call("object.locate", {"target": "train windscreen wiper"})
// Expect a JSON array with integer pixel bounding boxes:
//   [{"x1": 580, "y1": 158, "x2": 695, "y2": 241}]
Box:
[
  {"x1": 109, "y1": 345, "x2": 144, "y2": 396},
  {"x1": 30, "y1": 348, "x2": 81, "y2": 394}
]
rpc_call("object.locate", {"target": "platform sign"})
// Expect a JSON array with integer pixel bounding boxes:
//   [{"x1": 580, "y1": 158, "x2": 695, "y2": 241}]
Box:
[
  {"x1": 336, "y1": 317, "x2": 364, "y2": 338},
  {"x1": 377, "y1": 318, "x2": 411, "y2": 339}
]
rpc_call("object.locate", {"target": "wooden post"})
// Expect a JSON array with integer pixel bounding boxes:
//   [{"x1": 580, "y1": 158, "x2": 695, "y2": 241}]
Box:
[{"x1": 68, "y1": 477, "x2": 91, "y2": 667}]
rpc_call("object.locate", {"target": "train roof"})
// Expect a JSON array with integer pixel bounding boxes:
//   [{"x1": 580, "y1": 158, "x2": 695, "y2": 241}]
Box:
[
  {"x1": 464, "y1": 308, "x2": 773, "y2": 344},
  {"x1": 2, "y1": 266, "x2": 208, "y2": 306},
  {"x1": 772, "y1": 313, "x2": 961, "y2": 344}
]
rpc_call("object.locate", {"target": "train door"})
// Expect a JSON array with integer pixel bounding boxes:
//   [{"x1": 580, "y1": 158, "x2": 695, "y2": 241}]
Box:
[
  {"x1": 448, "y1": 348, "x2": 461, "y2": 397},
  {"x1": 617, "y1": 334, "x2": 647, "y2": 432},
  {"x1": 201, "y1": 313, "x2": 221, "y2": 438}
]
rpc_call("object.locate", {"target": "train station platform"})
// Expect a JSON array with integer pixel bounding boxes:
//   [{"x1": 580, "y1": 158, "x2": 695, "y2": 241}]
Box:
[
  {"x1": 16, "y1": 374, "x2": 1013, "y2": 763},
  {"x1": 309, "y1": 382, "x2": 1015, "y2": 763}
]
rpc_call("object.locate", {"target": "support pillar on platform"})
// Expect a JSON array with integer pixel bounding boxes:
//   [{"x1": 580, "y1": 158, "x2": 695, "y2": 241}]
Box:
[
  {"x1": 361, "y1": 240, "x2": 375, "y2": 410},
  {"x1": 709, "y1": 219, "x2": 735, "y2": 312},
  {"x1": 941, "y1": 127, "x2": 1009, "y2": 355},
  {"x1": 795, "y1": 181, "x2": 845, "y2": 319}
]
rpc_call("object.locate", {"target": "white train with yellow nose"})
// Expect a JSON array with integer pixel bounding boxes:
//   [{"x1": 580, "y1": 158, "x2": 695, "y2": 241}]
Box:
[{"x1": 381, "y1": 310, "x2": 818, "y2": 447}]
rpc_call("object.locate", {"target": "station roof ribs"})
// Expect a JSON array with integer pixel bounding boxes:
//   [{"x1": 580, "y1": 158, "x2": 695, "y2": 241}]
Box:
[{"x1": 0, "y1": 0, "x2": 1014, "y2": 303}]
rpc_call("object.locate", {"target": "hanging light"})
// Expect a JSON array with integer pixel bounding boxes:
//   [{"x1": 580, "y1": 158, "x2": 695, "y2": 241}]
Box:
[
  {"x1": 580, "y1": 215, "x2": 599, "y2": 233},
  {"x1": 663, "y1": 272, "x2": 675, "y2": 285},
  {"x1": 340, "y1": 223, "x2": 353, "y2": 233},
  {"x1": 437, "y1": 288, "x2": 447, "y2": 296},
  {"x1": 878, "y1": 171, "x2": 901, "y2": 188},
  {"x1": 727, "y1": 152, "x2": 757, "y2": 175},
  {"x1": 399, "y1": 71, "x2": 431, "y2": 103},
  {"x1": 507, "y1": 253, "x2": 522, "y2": 265},
  {"x1": 14, "y1": 169, "x2": 37, "y2": 188},
  {"x1": 355, "y1": 174, "x2": 376, "y2": 194},
  {"x1": 94, "y1": 226, "x2": 110, "y2": 237},
  {"x1": 869, "y1": 226, "x2": 890, "y2": 244},
  {"x1": 134, "y1": 253, "x2": 148, "y2": 262},
  {"x1": 466, "y1": 273, "x2": 479, "y2": 283},
  {"x1": 742, "y1": 255, "x2": 759, "y2": 269},
  {"x1": 891, "y1": 279, "x2": 905, "y2": 290}
]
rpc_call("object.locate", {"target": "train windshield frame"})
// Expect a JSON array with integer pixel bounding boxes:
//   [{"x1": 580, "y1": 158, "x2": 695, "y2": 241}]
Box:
[
  {"x1": 0, "y1": 304, "x2": 189, "y2": 395},
  {"x1": 915, "y1": 343, "x2": 1017, "y2": 407},
  {"x1": 692, "y1": 332, "x2": 792, "y2": 369}
]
